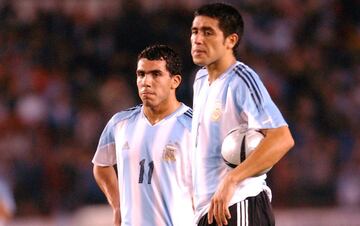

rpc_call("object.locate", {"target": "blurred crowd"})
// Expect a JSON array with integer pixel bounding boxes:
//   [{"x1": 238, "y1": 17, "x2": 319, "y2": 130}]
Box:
[{"x1": 0, "y1": 0, "x2": 359, "y2": 218}]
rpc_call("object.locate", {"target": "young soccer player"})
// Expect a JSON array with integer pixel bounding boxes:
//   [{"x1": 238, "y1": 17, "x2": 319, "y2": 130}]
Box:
[{"x1": 92, "y1": 45, "x2": 194, "y2": 226}]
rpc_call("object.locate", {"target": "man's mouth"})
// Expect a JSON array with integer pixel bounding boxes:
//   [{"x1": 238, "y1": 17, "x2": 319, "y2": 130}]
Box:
[{"x1": 192, "y1": 49, "x2": 206, "y2": 56}]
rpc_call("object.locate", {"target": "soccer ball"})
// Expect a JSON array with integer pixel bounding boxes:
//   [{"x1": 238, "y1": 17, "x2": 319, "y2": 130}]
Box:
[{"x1": 221, "y1": 127, "x2": 271, "y2": 175}]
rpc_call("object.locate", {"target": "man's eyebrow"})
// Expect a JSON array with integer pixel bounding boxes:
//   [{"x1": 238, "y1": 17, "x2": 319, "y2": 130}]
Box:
[
  {"x1": 136, "y1": 69, "x2": 162, "y2": 74},
  {"x1": 192, "y1": 26, "x2": 215, "y2": 31},
  {"x1": 149, "y1": 69, "x2": 162, "y2": 74}
]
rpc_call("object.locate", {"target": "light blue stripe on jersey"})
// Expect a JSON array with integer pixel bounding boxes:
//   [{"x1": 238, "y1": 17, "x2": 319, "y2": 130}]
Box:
[
  {"x1": 118, "y1": 117, "x2": 135, "y2": 225},
  {"x1": 139, "y1": 125, "x2": 158, "y2": 226}
]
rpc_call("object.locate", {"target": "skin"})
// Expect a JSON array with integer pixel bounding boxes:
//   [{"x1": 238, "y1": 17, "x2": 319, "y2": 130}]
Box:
[
  {"x1": 191, "y1": 15, "x2": 295, "y2": 225},
  {"x1": 93, "y1": 58, "x2": 182, "y2": 226},
  {"x1": 0, "y1": 201, "x2": 12, "y2": 221},
  {"x1": 136, "y1": 58, "x2": 181, "y2": 125},
  {"x1": 191, "y1": 15, "x2": 238, "y2": 84},
  {"x1": 93, "y1": 166, "x2": 121, "y2": 226}
]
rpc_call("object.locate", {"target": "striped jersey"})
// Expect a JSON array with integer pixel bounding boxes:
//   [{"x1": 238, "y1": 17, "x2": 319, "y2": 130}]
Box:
[
  {"x1": 191, "y1": 61, "x2": 288, "y2": 222},
  {"x1": 92, "y1": 103, "x2": 194, "y2": 226}
]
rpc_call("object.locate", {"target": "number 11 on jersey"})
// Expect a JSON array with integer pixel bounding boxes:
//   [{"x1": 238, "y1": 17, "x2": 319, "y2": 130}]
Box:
[{"x1": 138, "y1": 159, "x2": 154, "y2": 184}]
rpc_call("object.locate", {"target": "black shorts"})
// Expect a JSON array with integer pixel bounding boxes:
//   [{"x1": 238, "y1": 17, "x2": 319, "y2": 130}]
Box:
[{"x1": 197, "y1": 191, "x2": 275, "y2": 226}]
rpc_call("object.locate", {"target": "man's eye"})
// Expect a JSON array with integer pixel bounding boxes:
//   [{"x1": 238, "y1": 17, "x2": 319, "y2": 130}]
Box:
[
  {"x1": 153, "y1": 72, "x2": 161, "y2": 77},
  {"x1": 137, "y1": 72, "x2": 145, "y2": 77},
  {"x1": 205, "y1": 30, "x2": 212, "y2": 36}
]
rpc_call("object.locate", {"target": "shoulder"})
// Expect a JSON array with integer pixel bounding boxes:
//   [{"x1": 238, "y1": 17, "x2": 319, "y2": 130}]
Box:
[
  {"x1": 225, "y1": 62, "x2": 264, "y2": 93},
  {"x1": 108, "y1": 105, "x2": 142, "y2": 126},
  {"x1": 231, "y1": 62, "x2": 261, "y2": 83},
  {"x1": 176, "y1": 105, "x2": 193, "y2": 131}
]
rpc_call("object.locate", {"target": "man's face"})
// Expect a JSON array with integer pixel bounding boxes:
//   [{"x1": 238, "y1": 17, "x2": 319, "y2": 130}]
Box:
[
  {"x1": 191, "y1": 15, "x2": 229, "y2": 66},
  {"x1": 136, "y1": 58, "x2": 179, "y2": 108}
]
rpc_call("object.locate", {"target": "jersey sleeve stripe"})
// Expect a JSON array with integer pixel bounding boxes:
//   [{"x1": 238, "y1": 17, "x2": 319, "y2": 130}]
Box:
[
  {"x1": 123, "y1": 104, "x2": 142, "y2": 112},
  {"x1": 234, "y1": 65, "x2": 263, "y2": 111},
  {"x1": 184, "y1": 109, "x2": 193, "y2": 118},
  {"x1": 237, "y1": 65, "x2": 263, "y2": 99}
]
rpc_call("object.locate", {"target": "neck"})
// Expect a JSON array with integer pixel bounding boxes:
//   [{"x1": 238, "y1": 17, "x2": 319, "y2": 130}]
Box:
[
  {"x1": 143, "y1": 100, "x2": 181, "y2": 125},
  {"x1": 207, "y1": 55, "x2": 236, "y2": 84}
]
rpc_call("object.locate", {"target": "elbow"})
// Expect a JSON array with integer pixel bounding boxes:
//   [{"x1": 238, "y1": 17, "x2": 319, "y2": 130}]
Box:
[
  {"x1": 93, "y1": 165, "x2": 108, "y2": 180},
  {"x1": 275, "y1": 126, "x2": 295, "y2": 153},
  {"x1": 93, "y1": 164, "x2": 100, "y2": 176},
  {"x1": 285, "y1": 129, "x2": 295, "y2": 152}
]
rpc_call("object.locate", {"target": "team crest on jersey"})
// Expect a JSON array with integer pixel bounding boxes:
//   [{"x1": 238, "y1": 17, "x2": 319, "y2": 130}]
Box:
[
  {"x1": 162, "y1": 142, "x2": 179, "y2": 161},
  {"x1": 211, "y1": 101, "x2": 222, "y2": 121}
]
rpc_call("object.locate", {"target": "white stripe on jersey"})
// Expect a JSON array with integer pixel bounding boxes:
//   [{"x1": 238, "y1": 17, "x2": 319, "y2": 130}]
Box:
[{"x1": 192, "y1": 61, "x2": 288, "y2": 222}]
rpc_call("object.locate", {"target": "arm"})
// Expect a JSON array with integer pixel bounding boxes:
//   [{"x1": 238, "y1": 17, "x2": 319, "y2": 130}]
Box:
[
  {"x1": 230, "y1": 126, "x2": 294, "y2": 181},
  {"x1": 93, "y1": 165, "x2": 121, "y2": 226},
  {"x1": 0, "y1": 201, "x2": 12, "y2": 220},
  {"x1": 208, "y1": 126, "x2": 294, "y2": 225}
]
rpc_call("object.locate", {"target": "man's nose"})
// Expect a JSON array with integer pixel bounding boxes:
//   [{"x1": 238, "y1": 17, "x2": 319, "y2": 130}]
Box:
[
  {"x1": 141, "y1": 74, "x2": 152, "y2": 86},
  {"x1": 193, "y1": 33, "x2": 204, "y2": 44}
]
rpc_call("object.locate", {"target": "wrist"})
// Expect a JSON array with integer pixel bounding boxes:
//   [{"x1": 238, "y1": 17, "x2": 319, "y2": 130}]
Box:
[
  {"x1": 112, "y1": 206, "x2": 120, "y2": 212},
  {"x1": 226, "y1": 170, "x2": 239, "y2": 185}
]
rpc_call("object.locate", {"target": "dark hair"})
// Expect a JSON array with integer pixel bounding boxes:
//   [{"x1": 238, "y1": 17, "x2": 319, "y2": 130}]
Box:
[
  {"x1": 194, "y1": 3, "x2": 244, "y2": 56},
  {"x1": 137, "y1": 44, "x2": 182, "y2": 76}
]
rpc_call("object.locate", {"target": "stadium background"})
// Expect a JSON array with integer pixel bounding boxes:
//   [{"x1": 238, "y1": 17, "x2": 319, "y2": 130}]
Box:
[{"x1": 0, "y1": 0, "x2": 359, "y2": 225}]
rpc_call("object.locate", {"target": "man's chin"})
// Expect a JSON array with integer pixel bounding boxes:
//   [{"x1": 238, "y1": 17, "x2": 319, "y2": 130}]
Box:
[
  {"x1": 142, "y1": 101, "x2": 155, "y2": 108},
  {"x1": 192, "y1": 58, "x2": 206, "y2": 66}
]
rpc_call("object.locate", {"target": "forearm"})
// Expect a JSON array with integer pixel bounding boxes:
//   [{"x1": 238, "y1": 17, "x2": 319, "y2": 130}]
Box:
[
  {"x1": 0, "y1": 202, "x2": 12, "y2": 220},
  {"x1": 229, "y1": 126, "x2": 294, "y2": 183},
  {"x1": 93, "y1": 165, "x2": 120, "y2": 210}
]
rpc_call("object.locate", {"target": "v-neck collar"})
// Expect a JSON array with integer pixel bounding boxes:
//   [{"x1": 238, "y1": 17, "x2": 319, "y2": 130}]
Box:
[{"x1": 141, "y1": 103, "x2": 185, "y2": 127}]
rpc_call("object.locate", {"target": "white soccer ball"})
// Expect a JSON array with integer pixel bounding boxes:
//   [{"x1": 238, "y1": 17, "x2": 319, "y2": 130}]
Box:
[{"x1": 221, "y1": 127, "x2": 271, "y2": 175}]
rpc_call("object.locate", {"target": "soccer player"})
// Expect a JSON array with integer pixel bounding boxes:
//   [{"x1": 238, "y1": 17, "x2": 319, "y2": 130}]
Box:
[
  {"x1": 0, "y1": 178, "x2": 15, "y2": 226},
  {"x1": 190, "y1": 3, "x2": 294, "y2": 226},
  {"x1": 92, "y1": 45, "x2": 194, "y2": 226}
]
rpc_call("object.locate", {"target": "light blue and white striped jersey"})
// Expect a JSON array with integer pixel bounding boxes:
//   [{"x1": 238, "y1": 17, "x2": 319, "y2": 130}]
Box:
[
  {"x1": 92, "y1": 103, "x2": 194, "y2": 226},
  {"x1": 191, "y1": 61, "x2": 288, "y2": 222}
]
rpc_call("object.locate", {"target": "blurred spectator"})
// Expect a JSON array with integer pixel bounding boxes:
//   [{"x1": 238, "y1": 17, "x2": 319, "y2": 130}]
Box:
[
  {"x1": 0, "y1": 178, "x2": 15, "y2": 226},
  {"x1": 336, "y1": 135, "x2": 360, "y2": 207},
  {"x1": 98, "y1": 75, "x2": 136, "y2": 117},
  {"x1": 0, "y1": 158, "x2": 16, "y2": 226}
]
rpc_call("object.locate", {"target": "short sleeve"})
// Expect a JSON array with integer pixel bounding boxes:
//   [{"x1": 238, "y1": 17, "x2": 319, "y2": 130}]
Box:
[
  {"x1": 234, "y1": 67, "x2": 287, "y2": 129},
  {"x1": 92, "y1": 116, "x2": 117, "y2": 166}
]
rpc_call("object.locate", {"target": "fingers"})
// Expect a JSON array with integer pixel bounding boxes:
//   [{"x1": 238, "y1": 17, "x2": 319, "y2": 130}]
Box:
[
  {"x1": 218, "y1": 203, "x2": 229, "y2": 226},
  {"x1": 208, "y1": 201, "x2": 214, "y2": 224},
  {"x1": 225, "y1": 207, "x2": 231, "y2": 224},
  {"x1": 208, "y1": 199, "x2": 231, "y2": 225},
  {"x1": 215, "y1": 201, "x2": 224, "y2": 226}
]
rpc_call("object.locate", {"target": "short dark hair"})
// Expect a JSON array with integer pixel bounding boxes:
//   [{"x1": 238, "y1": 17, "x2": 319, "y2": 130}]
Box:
[
  {"x1": 194, "y1": 3, "x2": 244, "y2": 56},
  {"x1": 137, "y1": 44, "x2": 182, "y2": 76}
]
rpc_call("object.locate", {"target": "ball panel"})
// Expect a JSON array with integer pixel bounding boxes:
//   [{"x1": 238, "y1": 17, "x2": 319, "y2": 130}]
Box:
[
  {"x1": 221, "y1": 128, "x2": 271, "y2": 175},
  {"x1": 221, "y1": 128, "x2": 246, "y2": 167}
]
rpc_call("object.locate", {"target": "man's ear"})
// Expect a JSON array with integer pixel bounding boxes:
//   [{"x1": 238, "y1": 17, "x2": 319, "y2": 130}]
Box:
[
  {"x1": 171, "y1": 74, "x2": 182, "y2": 89},
  {"x1": 225, "y1": 33, "x2": 239, "y2": 49}
]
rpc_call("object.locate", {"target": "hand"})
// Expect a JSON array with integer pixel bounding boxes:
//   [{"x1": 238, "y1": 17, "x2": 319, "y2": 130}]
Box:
[
  {"x1": 113, "y1": 207, "x2": 121, "y2": 226},
  {"x1": 208, "y1": 172, "x2": 237, "y2": 226}
]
